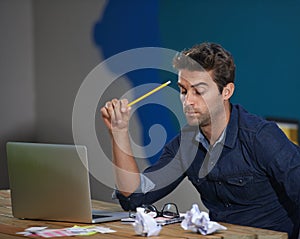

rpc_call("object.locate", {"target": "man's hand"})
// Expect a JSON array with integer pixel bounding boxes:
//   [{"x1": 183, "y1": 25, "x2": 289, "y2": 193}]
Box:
[{"x1": 101, "y1": 98, "x2": 131, "y2": 132}]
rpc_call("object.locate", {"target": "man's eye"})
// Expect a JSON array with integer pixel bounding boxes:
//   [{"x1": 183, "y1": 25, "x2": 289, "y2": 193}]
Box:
[
  {"x1": 180, "y1": 90, "x2": 187, "y2": 95},
  {"x1": 195, "y1": 89, "x2": 206, "y2": 95}
]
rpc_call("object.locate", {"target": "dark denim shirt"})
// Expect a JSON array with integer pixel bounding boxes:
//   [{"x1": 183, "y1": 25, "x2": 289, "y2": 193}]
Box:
[{"x1": 116, "y1": 104, "x2": 300, "y2": 238}]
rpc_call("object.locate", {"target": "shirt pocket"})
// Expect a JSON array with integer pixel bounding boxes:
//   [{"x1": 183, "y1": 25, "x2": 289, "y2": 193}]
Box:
[{"x1": 224, "y1": 175, "x2": 255, "y2": 201}]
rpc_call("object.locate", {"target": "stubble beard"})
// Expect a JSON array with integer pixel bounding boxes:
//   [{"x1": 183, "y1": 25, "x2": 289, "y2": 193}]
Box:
[{"x1": 186, "y1": 112, "x2": 211, "y2": 128}]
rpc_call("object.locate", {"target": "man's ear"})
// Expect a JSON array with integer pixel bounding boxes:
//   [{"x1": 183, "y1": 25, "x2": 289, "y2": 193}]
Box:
[{"x1": 222, "y1": 83, "x2": 235, "y2": 100}]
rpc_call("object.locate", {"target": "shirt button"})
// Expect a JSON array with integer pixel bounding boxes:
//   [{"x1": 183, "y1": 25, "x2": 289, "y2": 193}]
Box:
[
  {"x1": 239, "y1": 179, "x2": 243, "y2": 184},
  {"x1": 218, "y1": 181, "x2": 222, "y2": 185}
]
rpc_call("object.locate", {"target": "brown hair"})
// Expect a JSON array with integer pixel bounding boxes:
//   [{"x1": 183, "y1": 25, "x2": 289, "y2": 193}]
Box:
[{"x1": 173, "y1": 42, "x2": 236, "y2": 93}]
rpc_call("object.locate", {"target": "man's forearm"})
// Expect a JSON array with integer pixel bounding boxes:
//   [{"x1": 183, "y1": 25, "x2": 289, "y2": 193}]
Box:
[{"x1": 111, "y1": 130, "x2": 140, "y2": 197}]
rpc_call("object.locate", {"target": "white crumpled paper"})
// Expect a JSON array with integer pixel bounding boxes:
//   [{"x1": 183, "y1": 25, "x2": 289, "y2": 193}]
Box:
[
  {"x1": 133, "y1": 207, "x2": 162, "y2": 237},
  {"x1": 181, "y1": 204, "x2": 227, "y2": 235}
]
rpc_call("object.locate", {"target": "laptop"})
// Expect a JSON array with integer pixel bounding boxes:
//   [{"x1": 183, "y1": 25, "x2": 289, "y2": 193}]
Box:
[{"x1": 6, "y1": 142, "x2": 128, "y2": 223}]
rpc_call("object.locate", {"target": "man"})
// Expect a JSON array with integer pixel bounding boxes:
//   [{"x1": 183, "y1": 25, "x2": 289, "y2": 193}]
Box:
[{"x1": 101, "y1": 42, "x2": 300, "y2": 238}]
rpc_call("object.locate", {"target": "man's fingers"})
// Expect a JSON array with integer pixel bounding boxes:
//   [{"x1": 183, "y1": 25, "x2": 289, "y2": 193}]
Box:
[
  {"x1": 111, "y1": 99, "x2": 122, "y2": 124},
  {"x1": 102, "y1": 99, "x2": 131, "y2": 129},
  {"x1": 120, "y1": 99, "x2": 129, "y2": 113},
  {"x1": 101, "y1": 105, "x2": 110, "y2": 118}
]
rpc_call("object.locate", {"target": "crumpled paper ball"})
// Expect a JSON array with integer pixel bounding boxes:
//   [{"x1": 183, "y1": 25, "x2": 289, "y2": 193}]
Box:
[
  {"x1": 133, "y1": 207, "x2": 162, "y2": 237},
  {"x1": 181, "y1": 204, "x2": 227, "y2": 235}
]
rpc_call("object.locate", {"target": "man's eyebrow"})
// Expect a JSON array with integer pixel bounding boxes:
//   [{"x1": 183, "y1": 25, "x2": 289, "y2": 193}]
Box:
[
  {"x1": 177, "y1": 82, "x2": 185, "y2": 88},
  {"x1": 177, "y1": 82, "x2": 208, "y2": 88},
  {"x1": 190, "y1": 82, "x2": 209, "y2": 88}
]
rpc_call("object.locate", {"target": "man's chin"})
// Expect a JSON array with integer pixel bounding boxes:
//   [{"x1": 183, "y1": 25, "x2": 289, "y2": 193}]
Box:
[{"x1": 186, "y1": 118, "x2": 200, "y2": 126}]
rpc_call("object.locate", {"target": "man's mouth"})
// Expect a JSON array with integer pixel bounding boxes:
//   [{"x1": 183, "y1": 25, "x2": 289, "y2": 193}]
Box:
[{"x1": 185, "y1": 110, "x2": 199, "y2": 116}]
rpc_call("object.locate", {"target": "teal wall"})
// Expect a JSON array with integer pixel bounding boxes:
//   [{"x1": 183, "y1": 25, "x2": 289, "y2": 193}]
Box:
[
  {"x1": 159, "y1": 0, "x2": 300, "y2": 121},
  {"x1": 93, "y1": 0, "x2": 300, "y2": 165}
]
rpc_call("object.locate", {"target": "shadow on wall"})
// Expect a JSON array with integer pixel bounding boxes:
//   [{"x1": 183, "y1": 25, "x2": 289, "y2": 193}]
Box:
[{"x1": 93, "y1": 0, "x2": 179, "y2": 165}]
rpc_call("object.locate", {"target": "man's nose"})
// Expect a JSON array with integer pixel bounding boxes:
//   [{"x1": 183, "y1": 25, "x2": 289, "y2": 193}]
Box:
[{"x1": 183, "y1": 91, "x2": 195, "y2": 106}]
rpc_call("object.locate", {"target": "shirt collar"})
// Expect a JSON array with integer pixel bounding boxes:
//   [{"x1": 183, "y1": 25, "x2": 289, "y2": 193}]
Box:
[
  {"x1": 194, "y1": 103, "x2": 240, "y2": 150},
  {"x1": 195, "y1": 127, "x2": 226, "y2": 151}
]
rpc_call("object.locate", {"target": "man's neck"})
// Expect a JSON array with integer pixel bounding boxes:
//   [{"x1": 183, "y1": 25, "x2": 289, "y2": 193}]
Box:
[{"x1": 201, "y1": 103, "x2": 231, "y2": 145}]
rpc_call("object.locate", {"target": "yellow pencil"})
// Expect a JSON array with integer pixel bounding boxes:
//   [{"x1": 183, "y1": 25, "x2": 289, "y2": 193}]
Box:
[{"x1": 127, "y1": 80, "x2": 171, "y2": 107}]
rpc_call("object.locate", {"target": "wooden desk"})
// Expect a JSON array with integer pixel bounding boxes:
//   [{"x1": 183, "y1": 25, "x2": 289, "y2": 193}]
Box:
[{"x1": 0, "y1": 190, "x2": 288, "y2": 239}]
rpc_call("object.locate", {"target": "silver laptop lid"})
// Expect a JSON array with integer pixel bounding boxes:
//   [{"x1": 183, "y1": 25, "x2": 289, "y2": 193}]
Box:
[{"x1": 7, "y1": 142, "x2": 95, "y2": 223}]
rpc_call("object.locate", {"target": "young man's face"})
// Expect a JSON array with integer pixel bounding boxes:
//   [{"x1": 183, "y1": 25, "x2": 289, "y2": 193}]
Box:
[{"x1": 177, "y1": 69, "x2": 225, "y2": 128}]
